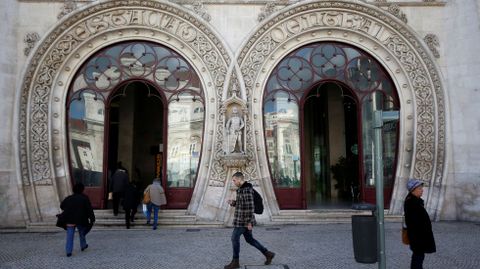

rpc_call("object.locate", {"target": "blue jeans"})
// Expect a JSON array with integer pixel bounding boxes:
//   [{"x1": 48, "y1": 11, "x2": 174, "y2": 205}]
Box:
[
  {"x1": 146, "y1": 203, "x2": 160, "y2": 229},
  {"x1": 231, "y1": 227, "x2": 267, "y2": 259},
  {"x1": 65, "y1": 225, "x2": 87, "y2": 255}
]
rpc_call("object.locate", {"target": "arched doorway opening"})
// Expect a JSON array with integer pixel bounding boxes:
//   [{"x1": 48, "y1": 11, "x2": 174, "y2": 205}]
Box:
[
  {"x1": 303, "y1": 82, "x2": 359, "y2": 208},
  {"x1": 107, "y1": 81, "x2": 165, "y2": 199},
  {"x1": 263, "y1": 42, "x2": 399, "y2": 209},
  {"x1": 66, "y1": 41, "x2": 205, "y2": 209}
]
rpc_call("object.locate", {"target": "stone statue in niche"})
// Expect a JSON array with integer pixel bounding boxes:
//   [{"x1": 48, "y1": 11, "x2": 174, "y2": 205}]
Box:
[{"x1": 225, "y1": 106, "x2": 245, "y2": 154}]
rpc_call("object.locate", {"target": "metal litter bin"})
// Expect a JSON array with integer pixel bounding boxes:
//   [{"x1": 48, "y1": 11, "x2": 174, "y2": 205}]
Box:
[{"x1": 351, "y1": 203, "x2": 377, "y2": 263}]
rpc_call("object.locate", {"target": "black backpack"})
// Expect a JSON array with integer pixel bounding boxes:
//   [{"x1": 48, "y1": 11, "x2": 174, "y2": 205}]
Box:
[{"x1": 252, "y1": 188, "x2": 264, "y2": 214}]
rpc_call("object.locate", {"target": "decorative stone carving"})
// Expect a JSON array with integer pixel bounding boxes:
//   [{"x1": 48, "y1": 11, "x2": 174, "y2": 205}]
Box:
[
  {"x1": 190, "y1": 2, "x2": 211, "y2": 22},
  {"x1": 242, "y1": 109, "x2": 258, "y2": 182},
  {"x1": 23, "y1": 32, "x2": 40, "y2": 56},
  {"x1": 57, "y1": 0, "x2": 77, "y2": 20},
  {"x1": 19, "y1": 1, "x2": 230, "y2": 189},
  {"x1": 237, "y1": 1, "x2": 446, "y2": 215},
  {"x1": 222, "y1": 155, "x2": 248, "y2": 169},
  {"x1": 387, "y1": 4, "x2": 408, "y2": 24},
  {"x1": 258, "y1": 3, "x2": 278, "y2": 22},
  {"x1": 228, "y1": 74, "x2": 241, "y2": 99},
  {"x1": 223, "y1": 96, "x2": 247, "y2": 155},
  {"x1": 386, "y1": 40, "x2": 435, "y2": 179},
  {"x1": 424, "y1": 34, "x2": 440, "y2": 58},
  {"x1": 18, "y1": 0, "x2": 447, "y2": 220},
  {"x1": 225, "y1": 106, "x2": 245, "y2": 154}
]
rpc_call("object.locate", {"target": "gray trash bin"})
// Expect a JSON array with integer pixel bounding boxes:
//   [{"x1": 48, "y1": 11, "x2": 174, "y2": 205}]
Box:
[{"x1": 351, "y1": 203, "x2": 377, "y2": 263}]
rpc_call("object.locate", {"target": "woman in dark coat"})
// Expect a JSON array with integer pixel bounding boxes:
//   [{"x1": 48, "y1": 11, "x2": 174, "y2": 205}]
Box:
[
  {"x1": 123, "y1": 181, "x2": 141, "y2": 229},
  {"x1": 60, "y1": 183, "x2": 95, "y2": 257},
  {"x1": 404, "y1": 179, "x2": 436, "y2": 269}
]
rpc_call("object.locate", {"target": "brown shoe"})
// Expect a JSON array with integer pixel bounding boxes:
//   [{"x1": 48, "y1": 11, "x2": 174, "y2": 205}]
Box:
[
  {"x1": 264, "y1": 251, "x2": 275, "y2": 265},
  {"x1": 224, "y1": 258, "x2": 240, "y2": 269}
]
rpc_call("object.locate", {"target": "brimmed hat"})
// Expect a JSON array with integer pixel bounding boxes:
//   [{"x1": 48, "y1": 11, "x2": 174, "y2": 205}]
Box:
[{"x1": 407, "y1": 178, "x2": 424, "y2": 192}]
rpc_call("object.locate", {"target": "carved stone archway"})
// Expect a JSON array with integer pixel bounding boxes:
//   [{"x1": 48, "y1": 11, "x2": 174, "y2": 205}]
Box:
[
  {"x1": 17, "y1": 0, "x2": 232, "y2": 222},
  {"x1": 236, "y1": 0, "x2": 447, "y2": 218}
]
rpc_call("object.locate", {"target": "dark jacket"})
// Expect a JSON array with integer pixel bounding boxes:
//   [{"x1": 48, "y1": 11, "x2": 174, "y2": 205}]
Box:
[
  {"x1": 60, "y1": 193, "x2": 95, "y2": 226},
  {"x1": 404, "y1": 193, "x2": 436, "y2": 254},
  {"x1": 110, "y1": 169, "x2": 128, "y2": 193},
  {"x1": 123, "y1": 183, "x2": 141, "y2": 210},
  {"x1": 231, "y1": 182, "x2": 256, "y2": 227}
]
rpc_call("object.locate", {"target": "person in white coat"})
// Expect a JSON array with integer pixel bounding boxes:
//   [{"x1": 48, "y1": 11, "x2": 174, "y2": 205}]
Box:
[{"x1": 144, "y1": 178, "x2": 167, "y2": 230}]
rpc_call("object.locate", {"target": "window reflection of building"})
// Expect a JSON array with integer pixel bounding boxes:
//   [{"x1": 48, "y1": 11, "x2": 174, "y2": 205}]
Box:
[
  {"x1": 67, "y1": 41, "x2": 205, "y2": 193},
  {"x1": 68, "y1": 92, "x2": 105, "y2": 187},
  {"x1": 167, "y1": 95, "x2": 204, "y2": 188},
  {"x1": 264, "y1": 96, "x2": 301, "y2": 187}
]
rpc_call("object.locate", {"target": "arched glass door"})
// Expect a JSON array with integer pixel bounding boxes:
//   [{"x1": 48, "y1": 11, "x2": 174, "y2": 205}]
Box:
[
  {"x1": 67, "y1": 41, "x2": 204, "y2": 209},
  {"x1": 263, "y1": 42, "x2": 399, "y2": 209}
]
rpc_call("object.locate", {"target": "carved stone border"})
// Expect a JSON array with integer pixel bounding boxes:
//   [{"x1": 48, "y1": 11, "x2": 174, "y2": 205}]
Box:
[
  {"x1": 236, "y1": 0, "x2": 446, "y2": 216},
  {"x1": 17, "y1": 0, "x2": 231, "y2": 221}
]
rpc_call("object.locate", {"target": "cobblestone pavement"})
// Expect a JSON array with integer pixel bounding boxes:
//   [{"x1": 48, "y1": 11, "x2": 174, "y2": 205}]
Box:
[{"x1": 1, "y1": 221, "x2": 479, "y2": 269}]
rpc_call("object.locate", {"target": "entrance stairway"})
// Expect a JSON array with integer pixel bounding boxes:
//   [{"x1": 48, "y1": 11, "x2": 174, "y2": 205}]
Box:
[
  {"x1": 93, "y1": 209, "x2": 224, "y2": 228},
  {"x1": 24, "y1": 209, "x2": 401, "y2": 232},
  {"x1": 26, "y1": 209, "x2": 224, "y2": 232},
  {"x1": 271, "y1": 209, "x2": 402, "y2": 225}
]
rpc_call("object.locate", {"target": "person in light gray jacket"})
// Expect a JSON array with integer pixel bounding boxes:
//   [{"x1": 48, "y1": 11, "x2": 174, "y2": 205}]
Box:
[{"x1": 144, "y1": 178, "x2": 167, "y2": 230}]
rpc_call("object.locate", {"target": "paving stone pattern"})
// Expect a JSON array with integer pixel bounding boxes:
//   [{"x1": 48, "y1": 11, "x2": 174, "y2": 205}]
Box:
[{"x1": 1, "y1": 222, "x2": 479, "y2": 268}]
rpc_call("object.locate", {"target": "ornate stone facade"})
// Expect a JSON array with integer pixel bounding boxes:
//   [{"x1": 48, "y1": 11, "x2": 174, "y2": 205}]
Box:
[{"x1": 5, "y1": 0, "x2": 480, "y2": 227}]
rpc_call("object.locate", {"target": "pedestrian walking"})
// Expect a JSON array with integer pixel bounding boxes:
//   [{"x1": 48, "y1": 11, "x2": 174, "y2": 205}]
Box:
[
  {"x1": 110, "y1": 162, "x2": 129, "y2": 216},
  {"x1": 404, "y1": 178, "x2": 436, "y2": 269},
  {"x1": 224, "y1": 172, "x2": 275, "y2": 269},
  {"x1": 60, "y1": 182, "x2": 95, "y2": 257},
  {"x1": 144, "y1": 178, "x2": 167, "y2": 230},
  {"x1": 123, "y1": 181, "x2": 141, "y2": 229}
]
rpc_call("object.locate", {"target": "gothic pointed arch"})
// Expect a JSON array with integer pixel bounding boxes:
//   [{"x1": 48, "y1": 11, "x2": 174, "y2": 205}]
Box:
[{"x1": 236, "y1": 0, "x2": 447, "y2": 217}]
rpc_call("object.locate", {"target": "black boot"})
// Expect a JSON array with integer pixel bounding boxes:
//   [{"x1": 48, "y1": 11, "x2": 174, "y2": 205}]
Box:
[
  {"x1": 224, "y1": 258, "x2": 240, "y2": 269},
  {"x1": 264, "y1": 251, "x2": 275, "y2": 265}
]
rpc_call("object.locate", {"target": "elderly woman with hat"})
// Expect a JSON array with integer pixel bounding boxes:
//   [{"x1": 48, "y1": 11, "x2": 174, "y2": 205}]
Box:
[{"x1": 404, "y1": 178, "x2": 436, "y2": 269}]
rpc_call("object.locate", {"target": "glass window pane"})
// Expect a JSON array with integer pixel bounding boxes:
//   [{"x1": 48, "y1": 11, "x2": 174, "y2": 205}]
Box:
[
  {"x1": 68, "y1": 92, "x2": 105, "y2": 187},
  {"x1": 362, "y1": 98, "x2": 375, "y2": 187},
  {"x1": 362, "y1": 91, "x2": 399, "y2": 187},
  {"x1": 264, "y1": 92, "x2": 301, "y2": 188},
  {"x1": 383, "y1": 120, "x2": 398, "y2": 187},
  {"x1": 167, "y1": 94, "x2": 204, "y2": 188}
]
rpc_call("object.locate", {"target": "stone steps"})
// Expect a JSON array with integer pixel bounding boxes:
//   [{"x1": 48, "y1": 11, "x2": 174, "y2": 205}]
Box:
[
  {"x1": 24, "y1": 209, "x2": 402, "y2": 232},
  {"x1": 26, "y1": 209, "x2": 224, "y2": 232},
  {"x1": 270, "y1": 209, "x2": 402, "y2": 225}
]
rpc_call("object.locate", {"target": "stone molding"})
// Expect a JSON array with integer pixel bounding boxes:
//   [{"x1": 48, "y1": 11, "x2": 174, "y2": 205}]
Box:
[
  {"x1": 257, "y1": 2, "x2": 279, "y2": 22},
  {"x1": 236, "y1": 0, "x2": 446, "y2": 216},
  {"x1": 18, "y1": 0, "x2": 232, "y2": 220},
  {"x1": 57, "y1": 0, "x2": 77, "y2": 20},
  {"x1": 190, "y1": 2, "x2": 211, "y2": 22},
  {"x1": 387, "y1": 4, "x2": 408, "y2": 24},
  {"x1": 23, "y1": 32, "x2": 40, "y2": 56},
  {"x1": 424, "y1": 33, "x2": 440, "y2": 58}
]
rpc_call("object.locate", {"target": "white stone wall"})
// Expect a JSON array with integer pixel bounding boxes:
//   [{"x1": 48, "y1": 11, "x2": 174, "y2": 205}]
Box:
[
  {"x1": 0, "y1": 0, "x2": 25, "y2": 227},
  {"x1": 440, "y1": 0, "x2": 480, "y2": 221},
  {"x1": 207, "y1": 4, "x2": 261, "y2": 52}
]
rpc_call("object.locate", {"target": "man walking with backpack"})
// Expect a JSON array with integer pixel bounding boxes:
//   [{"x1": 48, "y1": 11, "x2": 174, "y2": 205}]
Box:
[{"x1": 224, "y1": 172, "x2": 275, "y2": 269}]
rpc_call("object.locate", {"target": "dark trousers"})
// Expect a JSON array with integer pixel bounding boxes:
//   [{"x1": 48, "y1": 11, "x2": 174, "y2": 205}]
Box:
[
  {"x1": 131, "y1": 207, "x2": 137, "y2": 221},
  {"x1": 411, "y1": 252, "x2": 425, "y2": 269},
  {"x1": 112, "y1": 192, "x2": 123, "y2": 215},
  {"x1": 231, "y1": 227, "x2": 267, "y2": 259},
  {"x1": 125, "y1": 209, "x2": 133, "y2": 229}
]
